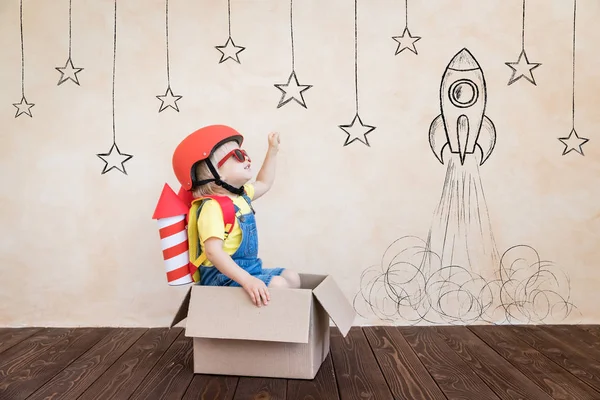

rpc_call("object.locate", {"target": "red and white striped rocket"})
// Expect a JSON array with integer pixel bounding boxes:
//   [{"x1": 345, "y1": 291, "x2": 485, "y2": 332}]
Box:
[{"x1": 152, "y1": 183, "x2": 193, "y2": 285}]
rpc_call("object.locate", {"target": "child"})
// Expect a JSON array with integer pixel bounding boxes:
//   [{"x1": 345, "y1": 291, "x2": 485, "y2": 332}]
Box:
[{"x1": 171, "y1": 125, "x2": 301, "y2": 307}]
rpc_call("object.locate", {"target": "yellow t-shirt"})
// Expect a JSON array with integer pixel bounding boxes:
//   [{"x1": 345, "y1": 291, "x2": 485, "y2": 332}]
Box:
[{"x1": 197, "y1": 184, "x2": 255, "y2": 266}]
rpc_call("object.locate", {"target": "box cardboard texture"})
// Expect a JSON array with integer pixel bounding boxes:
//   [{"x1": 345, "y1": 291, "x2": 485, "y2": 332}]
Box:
[{"x1": 170, "y1": 273, "x2": 355, "y2": 379}]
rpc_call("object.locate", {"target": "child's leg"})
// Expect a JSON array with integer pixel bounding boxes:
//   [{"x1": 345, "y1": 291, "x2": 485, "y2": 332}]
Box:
[{"x1": 268, "y1": 269, "x2": 301, "y2": 289}]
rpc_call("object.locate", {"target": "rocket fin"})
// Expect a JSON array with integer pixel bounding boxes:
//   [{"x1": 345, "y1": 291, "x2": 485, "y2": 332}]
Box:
[
  {"x1": 429, "y1": 115, "x2": 448, "y2": 164},
  {"x1": 476, "y1": 115, "x2": 497, "y2": 165},
  {"x1": 457, "y1": 115, "x2": 469, "y2": 165}
]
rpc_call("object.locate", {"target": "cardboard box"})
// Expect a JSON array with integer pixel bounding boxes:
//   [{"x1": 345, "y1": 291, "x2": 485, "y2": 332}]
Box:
[{"x1": 170, "y1": 273, "x2": 355, "y2": 379}]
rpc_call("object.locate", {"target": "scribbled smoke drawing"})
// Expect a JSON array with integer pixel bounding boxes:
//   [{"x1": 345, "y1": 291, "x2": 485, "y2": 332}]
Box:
[
  {"x1": 56, "y1": 0, "x2": 83, "y2": 86},
  {"x1": 354, "y1": 48, "x2": 578, "y2": 325},
  {"x1": 156, "y1": 0, "x2": 182, "y2": 113},
  {"x1": 429, "y1": 49, "x2": 496, "y2": 166},
  {"x1": 274, "y1": 0, "x2": 312, "y2": 108},
  {"x1": 392, "y1": 0, "x2": 421, "y2": 55},
  {"x1": 13, "y1": 0, "x2": 34, "y2": 118},
  {"x1": 339, "y1": 0, "x2": 376, "y2": 146},
  {"x1": 215, "y1": 0, "x2": 245, "y2": 63},
  {"x1": 558, "y1": 0, "x2": 588, "y2": 156},
  {"x1": 97, "y1": 0, "x2": 133, "y2": 175},
  {"x1": 505, "y1": 0, "x2": 541, "y2": 85}
]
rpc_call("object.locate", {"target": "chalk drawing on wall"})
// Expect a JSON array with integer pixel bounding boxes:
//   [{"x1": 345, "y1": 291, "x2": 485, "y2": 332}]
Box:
[
  {"x1": 354, "y1": 48, "x2": 578, "y2": 326},
  {"x1": 505, "y1": 0, "x2": 541, "y2": 86},
  {"x1": 215, "y1": 0, "x2": 245, "y2": 64},
  {"x1": 429, "y1": 49, "x2": 496, "y2": 166},
  {"x1": 339, "y1": 0, "x2": 376, "y2": 147},
  {"x1": 156, "y1": 0, "x2": 183, "y2": 113},
  {"x1": 392, "y1": 0, "x2": 421, "y2": 55},
  {"x1": 274, "y1": 0, "x2": 312, "y2": 109},
  {"x1": 97, "y1": 0, "x2": 133, "y2": 175},
  {"x1": 559, "y1": 0, "x2": 588, "y2": 156},
  {"x1": 13, "y1": 0, "x2": 34, "y2": 118},
  {"x1": 56, "y1": 0, "x2": 84, "y2": 86}
]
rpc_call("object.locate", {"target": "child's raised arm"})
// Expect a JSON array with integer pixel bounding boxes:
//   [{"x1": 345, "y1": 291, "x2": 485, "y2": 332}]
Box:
[
  {"x1": 253, "y1": 132, "x2": 280, "y2": 200},
  {"x1": 204, "y1": 237, "x2": 270, "y2": 307}
]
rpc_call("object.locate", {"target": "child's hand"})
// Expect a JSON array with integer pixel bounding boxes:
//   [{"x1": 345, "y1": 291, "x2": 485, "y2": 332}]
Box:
[
  {"x1": 268, "y1": 132, "x2": 280, "y2": 152},
  {"x1": 241, "y1": 276, "x2": 270, "y2": 307}
]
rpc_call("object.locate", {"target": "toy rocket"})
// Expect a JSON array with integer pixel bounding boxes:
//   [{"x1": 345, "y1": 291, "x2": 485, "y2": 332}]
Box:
[
  {"x1": 429, "y1": 48, "x2": 496, "y2": 165},
  {"x1": 152, "y1": 183, "x2": 194, "y2": 286}
]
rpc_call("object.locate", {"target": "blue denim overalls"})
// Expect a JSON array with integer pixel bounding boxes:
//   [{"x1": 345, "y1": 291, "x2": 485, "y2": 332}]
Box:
[{"x1": 198, "y1": 192, "x2": 283, "y2": 287}]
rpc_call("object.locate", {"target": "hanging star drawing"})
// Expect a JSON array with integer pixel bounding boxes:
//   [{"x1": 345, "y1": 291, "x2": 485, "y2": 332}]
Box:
[
  {"x1": 97, "y1": 143, "x2": 133, "y2": 174},
  {"x1": 13, "y1": 95, "x2": 34, "y2": 118},
  {"x1": 559, "y1": 128, "x2": 588, "y2": 156},
  {"x1": 506, "y1": 0, "x2": 541, "y2": 86},
  {"x1": 506, "y1": 49, "x2": 541, "y2": 85},
  {"x1": 56, "y1": 57, "x2": 83, "y2": 85},
  {"x1": 157, "y1": 87, "x2": 182, "y2": 112},
  {"x1": 393, "y1": 27, "x2": 421, "y2": 55},
  {"x1": 339, "y1": 114, "x2": 375, "y2": 147},
  {"x1": 216, "y1": 37, "x2": 245, "y2": 63},
  {"x1": 274, "y1": 71, "x2": 312, "y2": 108}
]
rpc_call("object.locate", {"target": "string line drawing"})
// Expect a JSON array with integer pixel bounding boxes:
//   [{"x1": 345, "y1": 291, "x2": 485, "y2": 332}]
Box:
[
  {"x1": 157, "y1": 0, "x2": 182, "y2": 112},
  {"x1": 97, "y1": 0, "x2": 133, "y2": 175},
  {"x1": 215, "y1": 0, "x2": 245, "y2": 63},
  {"x1": 274, "y1": 0, "x2": 312, "y2": 108},
  {"x1": 56, "y1": 0, "x2": 83, "y2": 86},
  {"x1": 13, "y1": 0, "x2": 34, "y2": 118},
  {"x1": 339, "y1": 0, "x2": 375, "y2": 146},
  {"x1": 558, "y1": 0, "x2": 588, "y2": 156},
  {"x1": 354, "y1": 49, "x2": 577, "y2": 325},
  {"x1": 505, "y1": 0, "x2": 541, "y2": 85},
  {"x1": 392, "y1": 0, "x2": 421, "y2": 55}
]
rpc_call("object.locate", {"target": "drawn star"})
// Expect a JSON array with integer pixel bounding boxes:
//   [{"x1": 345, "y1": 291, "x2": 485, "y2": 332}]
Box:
[
  {"x1": 505, "y1": 49, "x2": 541, "y2": 85},
  {"x1": 97, "y1": 143, "x2": 133, "y2": 174},
  {"x1": 339, "y1": 113, "x2": 376, "y2": 147},
  {"x1": 392, "y1": 27, "x2": 421, "y2": 55},
  {"x1": 215, "y1": 37, "x2": 245, "y2": 64},
  {"x1": 558, "y1": 128, "x2": 589, "y2": 156},
  {"x1": 56, "y1": 57, "x2": 84, "y2": 85},
  {"x1": 274, "y1": 71, "x2": 312, "y2": 108},
  {"x1": 156, "y1": 87, "x2": 182, "y2": 112},
  {"x1": 13, "y1": 95, "x2": 35, "y2": 118}
]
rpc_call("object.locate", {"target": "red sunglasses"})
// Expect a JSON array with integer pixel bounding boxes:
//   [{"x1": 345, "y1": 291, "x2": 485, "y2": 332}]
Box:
[{"x1": 217, "y1": 149, "x2": 251, "y2": 168}]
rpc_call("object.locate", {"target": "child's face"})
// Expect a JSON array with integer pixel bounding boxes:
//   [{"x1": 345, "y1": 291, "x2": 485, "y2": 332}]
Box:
[{"x1": 215, "y1": 142, "x2": 253, "y2": 187}]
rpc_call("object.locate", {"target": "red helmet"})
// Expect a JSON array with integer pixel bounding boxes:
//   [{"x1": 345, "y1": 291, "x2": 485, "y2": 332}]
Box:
[{"x1": 172, "y1": 125, "x2": 244, "y2": 190}]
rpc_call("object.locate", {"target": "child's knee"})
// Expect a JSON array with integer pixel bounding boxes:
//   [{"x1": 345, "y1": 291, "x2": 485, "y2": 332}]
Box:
[
  {"x1": 281, "y1": 269, "x2": 301, "y2": 289},
  {"x1": 268, "y1": 276, "x2": 289, "y2": 288}
]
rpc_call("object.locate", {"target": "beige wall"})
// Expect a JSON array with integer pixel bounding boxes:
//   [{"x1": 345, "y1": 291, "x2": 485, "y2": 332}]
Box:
[{"x1": 1, "y1": 0, "x2": 598, "y2": 327}]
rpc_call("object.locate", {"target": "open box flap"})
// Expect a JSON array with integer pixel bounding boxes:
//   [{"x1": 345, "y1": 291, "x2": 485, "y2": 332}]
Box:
[
  {"x1": 185, "y1": 285, "x2": 312, "y2": 343},
  {"x1": 170, "y1": 287, "x2": 192, "y2": 328},
  {"x1": 312, "y1": 276, "x2": 355, "y2": 337}
]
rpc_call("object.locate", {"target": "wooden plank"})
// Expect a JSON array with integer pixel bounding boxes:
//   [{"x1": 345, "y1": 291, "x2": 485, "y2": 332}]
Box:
[
  {"x1": 233, "y1": 377, "x2": 287, "y2": 400},
  {"x1": 0, "y1": 327, "x2": 109, "y2": 400},
  {"x1": 578, "y1": 325, "x2": 600, "y2": 340},
  {"x1": 182, "y1": 375, "x2": 238, "y2": 400},
  {"x1": 27, "y1": 328, "x2": 147, "y2": 400},
  {"x1": 79, "y1": 327, "x2": 182, "y2": 400},
  {"x1": 363, "y1": 326, "x2": 447, "y2": 400},
  {"x1": 0, "y1": 327, "x2": 43, "y2": 355},
  {"x1": 128, "y1": 330, "x2": 194, "y2": 400},
  {"x1": 287, "y1": 353, "x2": 340, "y2": 400},
  {"x1": 399, "y1": 326, "x2": 499, "y2": 400},
  {"x1": 550, "y1": 325, "x2": 600, "y2": 360},
  {"x1": 330, "y1": 326, "x2": 393, "y2": 400},
  {"x1": 506, "y1": 326, "x2": 600, "y2": 393},
  {"x1": 469, "y1": 325, "x2": 600, "y2": 400},
  {"x1": 434, "y1": 326, "x2": 552, "y2": 400}
]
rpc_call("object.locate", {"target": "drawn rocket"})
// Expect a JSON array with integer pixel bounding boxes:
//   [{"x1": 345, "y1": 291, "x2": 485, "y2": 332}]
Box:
[
  {"x1": 429, "y1": 48, "x2": 496, "y2": 165},
  {"x1": 152, "y1": 183, "x2": 194, "y2": 286}
]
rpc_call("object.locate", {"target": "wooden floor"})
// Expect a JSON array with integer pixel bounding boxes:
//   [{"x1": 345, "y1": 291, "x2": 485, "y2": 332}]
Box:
[{"x1": 1, "y1": 325, "x2": 599, "y2": 399}]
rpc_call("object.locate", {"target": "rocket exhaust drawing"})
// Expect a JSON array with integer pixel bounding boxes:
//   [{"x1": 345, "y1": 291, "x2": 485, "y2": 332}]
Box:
[{"x1": 429, "y1": 48, "x2": 497, "y2": 165}]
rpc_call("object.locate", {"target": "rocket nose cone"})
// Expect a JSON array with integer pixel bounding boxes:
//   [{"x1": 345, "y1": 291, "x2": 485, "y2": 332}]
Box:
[{"x1": 448, "y1": 48, "x2": 481, "y2": 70}]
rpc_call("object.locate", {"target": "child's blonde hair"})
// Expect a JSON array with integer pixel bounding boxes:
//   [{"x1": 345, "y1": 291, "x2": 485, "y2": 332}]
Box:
[{"x1": 191, "y1": 140, "x2": 240, "y2": 198}]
